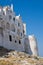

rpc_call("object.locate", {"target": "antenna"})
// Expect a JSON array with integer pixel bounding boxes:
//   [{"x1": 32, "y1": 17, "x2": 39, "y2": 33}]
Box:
[{"x1": 11, "y1": 4, "x2": 13, "y2": 12}]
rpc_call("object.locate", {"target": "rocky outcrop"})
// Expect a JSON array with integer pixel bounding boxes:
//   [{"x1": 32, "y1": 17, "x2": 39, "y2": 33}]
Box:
[{"x1": 0, "y1": 46, "x2": 43, "y2": 65}]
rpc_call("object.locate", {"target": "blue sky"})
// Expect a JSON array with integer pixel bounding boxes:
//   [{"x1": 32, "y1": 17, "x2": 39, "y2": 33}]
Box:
[{"x1": 0, "y1": 0, "x2": 43, "y2": 56}]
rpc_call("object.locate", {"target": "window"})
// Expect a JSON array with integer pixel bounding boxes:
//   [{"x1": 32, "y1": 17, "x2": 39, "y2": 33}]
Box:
[
  {"x1": 0, "y1": 15, "x2": 2, "y2": 20},
  {"x1": 23, "y1": 30, "x2": 25, "y2": 33},
  {"x1": 0, "y1": 18, "x2": 2, "y2": 20},
  {"x1": 3, "y1": 12, "x2": 5, "y2": 15},
  {"x1": 0, "y1": 15, "x2": 3, "y2": 20},
  {"x1": 21, "y1": 33, "x2": 22, "y2": 36},
  {"x1": 9, "y1": 35, "x2": 12, "y2": 41},
  {"x1": 19, "y1": 40, "x2": 21, "y2": 44},
  {"x1": 13, "y1": 17, "x2": 15, "y2": 22},
  {"x1": 15, "y1": 40, "x2": 17, "y2": 43},
  {"x1": 0, "y1": 27, "x2": 3, "y2": 36},
  {"x1": 9, "y1": 15, "x2": 12, "y2": 20},
  {"x1": 18, "y1": 23, "x2": 20, "y2": 26}
]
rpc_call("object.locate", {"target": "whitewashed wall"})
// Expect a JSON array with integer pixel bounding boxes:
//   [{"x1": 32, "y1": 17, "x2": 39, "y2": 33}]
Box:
[{"x1": 28, "y1": 35, "x2": 39, "y2": 56}]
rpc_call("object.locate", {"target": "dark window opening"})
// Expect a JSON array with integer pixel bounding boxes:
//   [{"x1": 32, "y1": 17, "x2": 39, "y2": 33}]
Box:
[
  {"x1": 13, "y1": 17, "x2": 15, "y2": 21},
  {"x1": 19, "y1": 40, "x2": 21, "y2": 44},
  {"x1": 9, "y1": 15, "x2": 12, "y2": 20},
  {"x1": 9, "y1": 35, "x2": 12, "y2": 41},
  {"x1": 18, "y1": 23, "x2": 20, "y2": 26},
  {"x1": 0, "y1": 27, "x2": 3, "y2": 36},
  {"x1": 23, "y1": 30, "x2": 25, "y2": 33},
  {"x1": 3, "y1": 12, "x2": 5, "y2": 15},
  {"x1": 21, "y1": 33, "x2": 22, "y2": 36},
  {"x1": 15, "y1": 40, "x2": 17, "y2": 43},
  {"x1": 0, "y1": 15, "x2": 3, "y2": 20},
  {"x1": 0, "y1": 18, "x2": 2, "y2": 20}
]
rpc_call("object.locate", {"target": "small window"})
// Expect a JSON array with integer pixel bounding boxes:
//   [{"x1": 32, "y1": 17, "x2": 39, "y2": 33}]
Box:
[
  {"x1": 18, "y1": 23, "x2": 20, "y2": 26},
  {"x1": 23, "y1": 30, "x2": 25, "y2": 33},
  {"x1": 0, "y1": 15, "x2": 3, "y2": 20},
  {"x1": 9, "y1": 15, "x2": 12, "y2": 20},
  {"x1": 21, "y1": 33, "x2": 22, "y2": 36},
  {"x1": 3, "y1": 12, "x2": 5, "y2": 15},
  {"x1": 19, "y1": 40, "x2": 21, "y2": 44},
  {"x1": 0, "y1": 27, "x2": 3, "y2": 36},
  {"x1": 13, "y1": 17, "x2": 15, "y2": 22},
  {"x1": 0, "y1": 18, "x2": 2, "y2": 20},
  {"x1": 9, "y1": 35, "x2": 12, "y2": 41},
  {"x1": 15, "y1": 40, "x2": 17, "y2": 43}
]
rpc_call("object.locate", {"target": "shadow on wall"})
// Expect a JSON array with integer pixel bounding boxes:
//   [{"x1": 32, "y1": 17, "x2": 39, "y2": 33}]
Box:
[{"x1": 24, "y1": 37, "x2": 32, "y2": 55}]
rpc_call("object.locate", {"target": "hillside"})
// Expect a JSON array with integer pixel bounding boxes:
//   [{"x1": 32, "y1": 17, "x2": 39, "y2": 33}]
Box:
[{"x1": 0, "y1": 46, "x2": 43, "y2": 65}]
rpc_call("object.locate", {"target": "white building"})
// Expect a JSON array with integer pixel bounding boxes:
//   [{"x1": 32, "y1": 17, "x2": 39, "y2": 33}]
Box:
[{"x1": 0, "y1": 5, "x2": 38, "y2": 56}]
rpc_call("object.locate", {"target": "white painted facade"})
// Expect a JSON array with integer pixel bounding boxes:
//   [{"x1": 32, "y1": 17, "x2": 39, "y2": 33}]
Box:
[
  {"x1": 28, "y1": 35, "x2": 39, "y2": 56},
  {"x1": 0, "y1": 5, "x2": 38, "y2": 56}
]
